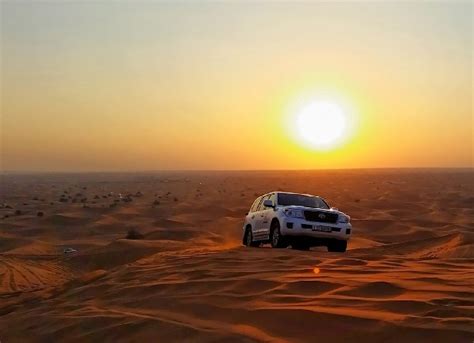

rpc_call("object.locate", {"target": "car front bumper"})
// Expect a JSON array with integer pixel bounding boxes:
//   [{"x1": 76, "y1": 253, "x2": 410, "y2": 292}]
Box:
[{"x1": 280, "y1": 217, "x2": 352, "y2": 241}]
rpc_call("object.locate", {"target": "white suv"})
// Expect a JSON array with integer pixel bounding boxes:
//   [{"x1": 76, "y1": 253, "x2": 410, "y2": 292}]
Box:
[{"x1": 242, "y1": 192, "x2": 352, "y2": 252}]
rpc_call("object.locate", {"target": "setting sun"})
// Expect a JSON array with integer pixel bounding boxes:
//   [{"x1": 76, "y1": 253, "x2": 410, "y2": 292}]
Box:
[
  {"x1": 288, "y1": 98, "x2": 356, "y2": 152},
  {"x1": 295, "y1": 101, "x2": 348, "y2": 150}
]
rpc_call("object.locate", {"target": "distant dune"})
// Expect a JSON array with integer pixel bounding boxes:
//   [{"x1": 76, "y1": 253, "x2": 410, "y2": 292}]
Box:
[{"x1": 0, "y1": 170, "x2": 473, "y2": 342}]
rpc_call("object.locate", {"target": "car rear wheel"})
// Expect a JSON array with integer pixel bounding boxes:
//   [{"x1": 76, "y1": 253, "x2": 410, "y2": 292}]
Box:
[
  {"x1": 270, "y1": 221, "x2": 287, "y2": 248},
  {"x1": 327, "y1": 240, "x2": 347, "y2": 252},
  {"x1": 244, "y1": 227, "x2": 259, "y2": 248}
]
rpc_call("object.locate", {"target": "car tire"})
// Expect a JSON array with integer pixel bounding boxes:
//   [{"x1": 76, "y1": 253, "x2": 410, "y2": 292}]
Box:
[
  {"x1": 244, "y1": 227, "x2": 259, "y2": 248},
  {"x1": 327, "y1": 240, "x2": 347, "y2": 252},
  {"x1": 292, "y1": 241, "x2": 310, "y2": 251},
  {"x1": 270, "y1": 220, "x2": 287, "y2": 248}
]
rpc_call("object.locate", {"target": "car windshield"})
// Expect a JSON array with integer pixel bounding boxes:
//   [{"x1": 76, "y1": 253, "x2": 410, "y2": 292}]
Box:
[{"x1": 277, "y1": 193, "x2": 329, "y2": 209}]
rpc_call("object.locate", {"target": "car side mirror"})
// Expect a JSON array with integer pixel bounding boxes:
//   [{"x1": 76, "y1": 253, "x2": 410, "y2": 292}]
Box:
[
  {"x1": 331, "y1": 207, "x2": 338, "y2": 211},
  {"x1": 263, "y1": 199, "x2": 274, "y2": 208}
]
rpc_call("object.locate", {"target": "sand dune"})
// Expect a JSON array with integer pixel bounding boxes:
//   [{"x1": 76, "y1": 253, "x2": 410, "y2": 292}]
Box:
[{"x1": 0, "y1": 169, "x2": 473, "y2": 342}]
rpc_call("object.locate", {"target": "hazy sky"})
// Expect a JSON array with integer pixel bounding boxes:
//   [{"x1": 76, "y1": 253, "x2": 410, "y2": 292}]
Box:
[{"x1": 1, "y1": 1, "x2": 472, "y2": 171}]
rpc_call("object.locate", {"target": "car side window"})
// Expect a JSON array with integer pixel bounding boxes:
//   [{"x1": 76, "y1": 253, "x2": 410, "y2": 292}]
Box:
[
  {"x1": 269, "y1": 193, "x2": 277, "y2": 206},
  {"x1": 250, "y1": 197, "x2": 261, "y2": 213},
  {"x1": 257, "y1": 194, "x2": 271, "y2": 211}
]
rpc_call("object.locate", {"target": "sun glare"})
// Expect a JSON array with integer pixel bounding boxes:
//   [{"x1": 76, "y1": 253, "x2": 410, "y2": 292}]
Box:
[{"x1": 291, "y1": 100, "x2": 353, "y2": 151}]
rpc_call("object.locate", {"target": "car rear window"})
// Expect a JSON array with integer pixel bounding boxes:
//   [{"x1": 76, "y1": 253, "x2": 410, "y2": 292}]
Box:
[{"x1": 277, "y1": 193, "x2": 329, "y2": 209}]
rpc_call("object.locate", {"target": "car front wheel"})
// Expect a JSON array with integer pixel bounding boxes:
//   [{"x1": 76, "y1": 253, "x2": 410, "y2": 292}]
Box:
[
  {"x1": 270, "y1": 221, "x2": 287, "y2": 248},
  {"x1": 327, "y1": 239, "x2": 347, "y2": 252},
  {"x1": 292, "y1": 241, "x2": 310, "y2": 251}
]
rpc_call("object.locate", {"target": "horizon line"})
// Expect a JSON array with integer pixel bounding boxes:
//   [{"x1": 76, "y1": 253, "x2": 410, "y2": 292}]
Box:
[{"x1": 1, "y1": 166, "x2": 473, "y2": 175}]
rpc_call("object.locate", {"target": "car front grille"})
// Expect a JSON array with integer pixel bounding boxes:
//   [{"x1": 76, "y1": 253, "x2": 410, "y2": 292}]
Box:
[{"x1": 303, "y1": 210, "x2": 339, "y2": 223}]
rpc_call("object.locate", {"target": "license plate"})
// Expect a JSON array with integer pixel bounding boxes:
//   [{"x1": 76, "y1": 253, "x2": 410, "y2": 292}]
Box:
[{"x1": 312, "y1": 225, "x2": 332, "y2": 232}]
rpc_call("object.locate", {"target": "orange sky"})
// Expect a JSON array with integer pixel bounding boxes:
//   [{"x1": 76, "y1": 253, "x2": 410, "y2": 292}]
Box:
[{"x1": 1, "y1": 2, "x2": 472, "y2": 171}]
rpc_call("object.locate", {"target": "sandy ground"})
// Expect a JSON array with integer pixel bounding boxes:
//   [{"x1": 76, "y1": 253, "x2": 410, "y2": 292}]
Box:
[{"x1": 0, "y1": 169, "x2": 473, "y2": 342}]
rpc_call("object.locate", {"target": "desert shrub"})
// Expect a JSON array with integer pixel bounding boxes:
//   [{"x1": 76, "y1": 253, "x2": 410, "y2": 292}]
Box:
[{"x1": 126, "y1": 228, "x2": 144, "y2": 240}]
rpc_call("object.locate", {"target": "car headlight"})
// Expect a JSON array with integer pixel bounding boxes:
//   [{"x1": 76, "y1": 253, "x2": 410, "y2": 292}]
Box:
[
  {"x1": 338, "y1": 215, "x2": 350, "y2": 224},
  {"x1": 284, "y1": 209, "x2": 305, "y2": 219}
]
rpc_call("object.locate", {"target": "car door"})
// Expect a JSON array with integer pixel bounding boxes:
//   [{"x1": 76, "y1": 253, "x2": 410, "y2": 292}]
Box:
[
  {"x1": 247, "y1": 196, "x2": 262, "y2": 236},
  {"x1": 254, "y1": 194, "x2": 271, "y2": 240},
  {"x1": 260, "y1": 193, "x2": 276, "y2": 239}
]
